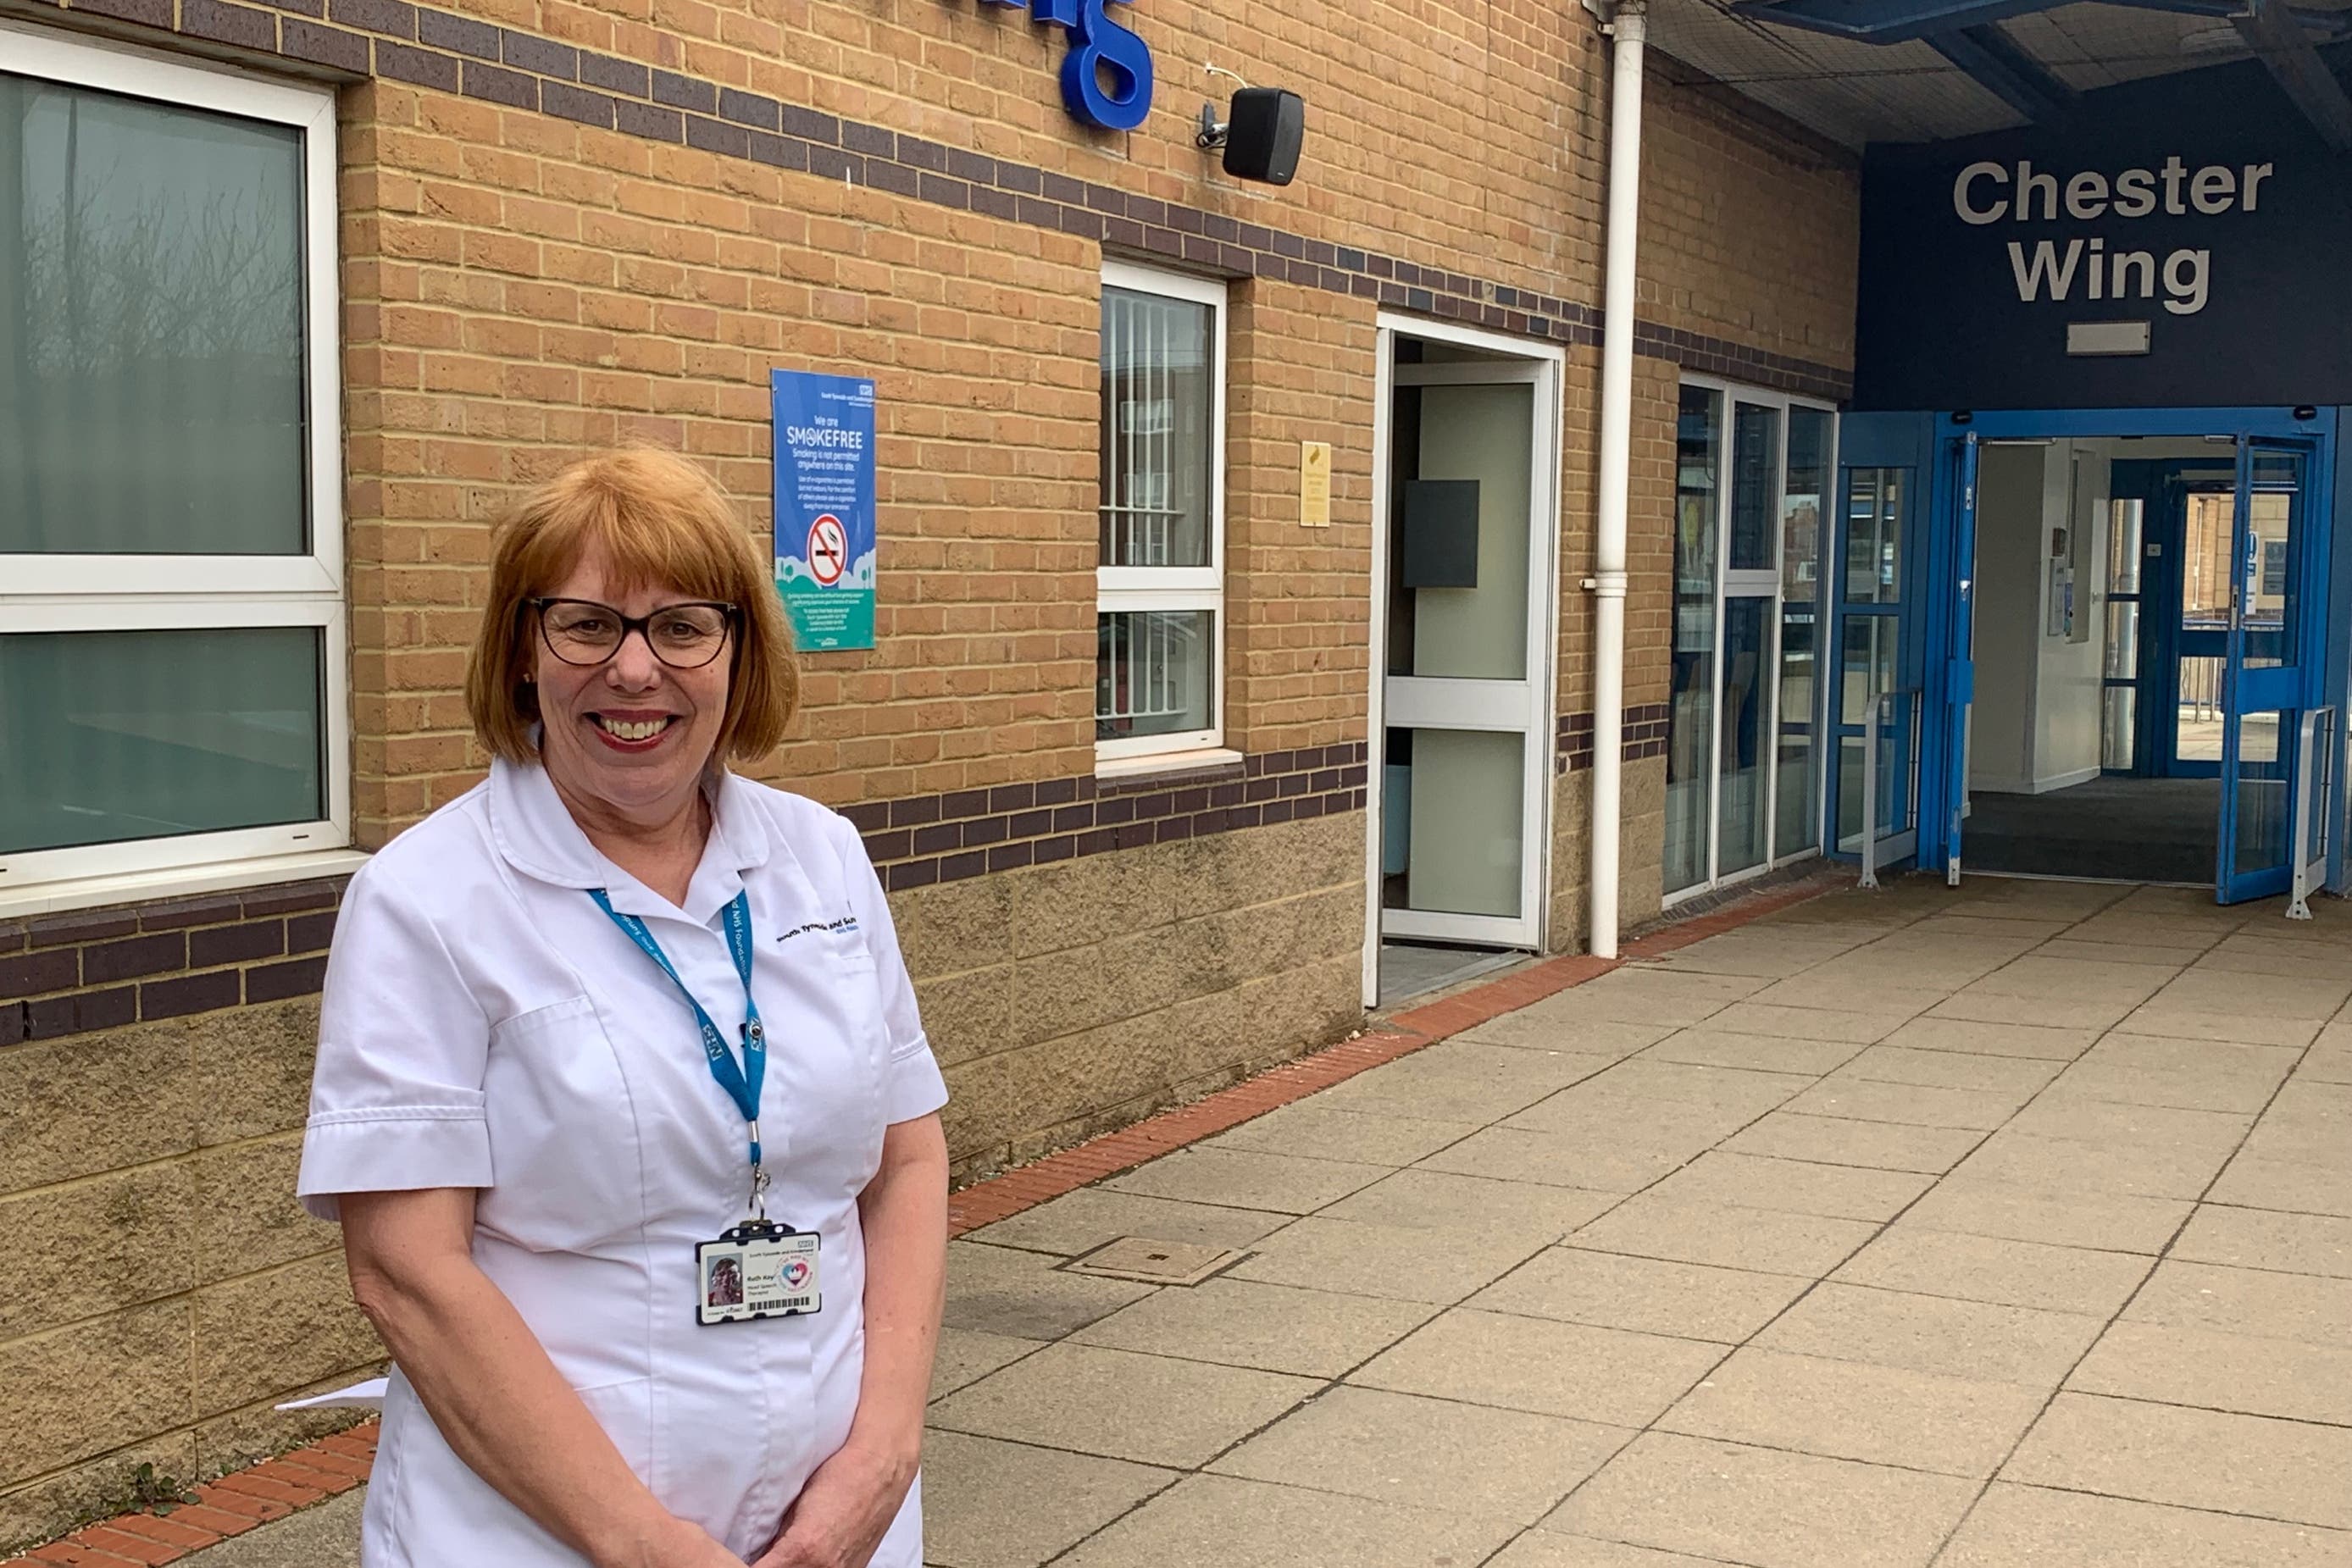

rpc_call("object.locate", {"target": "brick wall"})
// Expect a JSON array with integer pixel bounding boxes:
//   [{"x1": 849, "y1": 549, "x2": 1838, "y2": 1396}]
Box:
[{"x1": 0, "y1": 0, "x2": 1861, "y2": 1542}]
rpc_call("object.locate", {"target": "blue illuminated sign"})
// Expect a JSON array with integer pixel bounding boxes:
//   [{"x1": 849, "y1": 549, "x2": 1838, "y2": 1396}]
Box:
[{"x1": 985, "y1": 0, "x2": 1151, "y2": 131}]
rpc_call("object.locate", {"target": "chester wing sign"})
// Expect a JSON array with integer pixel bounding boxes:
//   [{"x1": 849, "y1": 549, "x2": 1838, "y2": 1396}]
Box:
[{"x1": 983, "y1": 0, "x2": 1152, "y2": 131}]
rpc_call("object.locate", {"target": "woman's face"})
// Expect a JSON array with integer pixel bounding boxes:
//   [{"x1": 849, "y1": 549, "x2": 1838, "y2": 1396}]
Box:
[{"x1": 531, "y1": 546, "x2": 735, "y2": 824}]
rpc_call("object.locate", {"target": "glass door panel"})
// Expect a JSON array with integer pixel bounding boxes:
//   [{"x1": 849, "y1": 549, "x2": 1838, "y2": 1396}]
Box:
[
  {"x1": 1829, "y1": 465, "x2": 1913, "y2": 861},
  {"x1": 1776, "y1": 407, "x2": 1831, "y2": 859},
  {"x1": 1718, "y1": 596, "x2": 1772, "y2": 876},
  {"x1": 1729, "y1": 403, "x2": 1781, "y2": 573},
  {"x1": 1403, "y1": 383, "x2": 1534, "y2": 680},
  {"x1": 2217, "y1": 440, "x2": 2308, "y2": 902},
  {"x1": 1665, "y1": 386, "x2": 1721, "y2": 895},
  {"x1": 2101, "y1": 497, "x2": 2143, "y2": 771},
  {"x1": 1387, "y1": 727, "x2": 1526, "y2": 919}
]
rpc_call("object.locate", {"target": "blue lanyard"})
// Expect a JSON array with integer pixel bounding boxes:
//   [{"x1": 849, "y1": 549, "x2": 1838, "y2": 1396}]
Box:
[{"x1": 590, "y1": 889, "x2": 767, "y2": 1174}]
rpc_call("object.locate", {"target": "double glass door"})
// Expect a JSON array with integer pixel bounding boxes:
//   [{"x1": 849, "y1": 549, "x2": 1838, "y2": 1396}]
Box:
[{"x1": 1664, "y1": 383, "x2": 1834, "y2": 900}]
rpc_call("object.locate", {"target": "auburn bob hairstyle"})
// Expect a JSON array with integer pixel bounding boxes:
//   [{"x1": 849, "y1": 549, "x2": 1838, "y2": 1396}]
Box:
[{"x1": 465, "y1": 449, "x2": 798, "y2": 766}]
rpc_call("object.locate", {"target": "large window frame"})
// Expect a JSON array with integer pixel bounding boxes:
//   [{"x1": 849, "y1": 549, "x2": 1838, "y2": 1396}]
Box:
[
  {"x1": 1665, "y1": 374, "x2": 1839, "y2": 906},
  {"x1": 0, "y1": 21, "x2": 350, "y2": 907},
  {"x1": 1095, "y1": 261, "x2": 1229, "y2": 772}
]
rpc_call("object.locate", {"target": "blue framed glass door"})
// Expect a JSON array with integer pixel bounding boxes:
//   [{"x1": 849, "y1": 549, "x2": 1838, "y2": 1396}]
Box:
[{"x1": 2216, "y1": 439, "x2": 2310, "y2": 902}]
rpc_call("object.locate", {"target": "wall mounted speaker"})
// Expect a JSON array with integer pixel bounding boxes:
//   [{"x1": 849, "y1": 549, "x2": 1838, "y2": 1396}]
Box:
[{"x1": 1223, "y1": 87, "x2": 1304, "y2": 185}]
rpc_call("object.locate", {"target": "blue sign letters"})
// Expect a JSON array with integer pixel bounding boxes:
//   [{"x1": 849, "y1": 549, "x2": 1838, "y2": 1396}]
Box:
[{"x1": 985, "y1": 0, "x2": 1152, "y2": 131}]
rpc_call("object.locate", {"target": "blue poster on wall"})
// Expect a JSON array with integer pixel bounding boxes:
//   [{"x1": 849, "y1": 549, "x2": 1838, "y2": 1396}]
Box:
[{"x1": 772, "y1": 369, "x2": 876, "y2": 651}]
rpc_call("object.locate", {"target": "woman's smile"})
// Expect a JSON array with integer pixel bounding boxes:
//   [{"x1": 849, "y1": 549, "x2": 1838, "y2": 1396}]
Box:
[{"x1": 587, "y1": 710, "x2": 683, "y2": 748}]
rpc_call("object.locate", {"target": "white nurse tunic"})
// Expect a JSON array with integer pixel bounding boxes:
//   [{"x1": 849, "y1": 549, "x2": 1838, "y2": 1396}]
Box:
[{"x1": 297, "y1": 756, "x2": 947, "y2": 1566}]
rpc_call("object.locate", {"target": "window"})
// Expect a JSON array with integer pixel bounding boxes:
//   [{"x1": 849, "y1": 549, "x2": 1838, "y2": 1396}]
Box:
[
  {"x1": 0, "y1": 25, "x2": 347, "y2": 901},
  {"x1": 1095, "y1": 263, "x2": 1226, "y2": 767},
  {"x1": 1664, "y1": 378, "x2": 1835, "y2": 900}
]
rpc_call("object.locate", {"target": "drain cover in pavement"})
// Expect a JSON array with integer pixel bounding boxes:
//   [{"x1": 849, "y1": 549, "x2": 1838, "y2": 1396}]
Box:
[{"x1": 1063, "y1": 1236, "x2": 1247, "y2": 1286}]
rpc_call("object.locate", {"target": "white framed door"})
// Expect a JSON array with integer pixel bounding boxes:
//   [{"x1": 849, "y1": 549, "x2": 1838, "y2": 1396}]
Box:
[{"x1": 1364, "y1": 321, "x2": 1562, "y2": 999}]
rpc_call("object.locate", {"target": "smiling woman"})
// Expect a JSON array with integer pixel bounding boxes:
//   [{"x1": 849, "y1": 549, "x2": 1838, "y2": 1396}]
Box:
[{"x1": 298, "y1": 447, "x2": 951, "y2": 1568}]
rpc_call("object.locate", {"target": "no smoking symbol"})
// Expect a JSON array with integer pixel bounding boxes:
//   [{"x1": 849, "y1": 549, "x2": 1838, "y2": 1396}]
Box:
[{"x1": 807, "y1": 515, "x2": 846, "y2": 586}]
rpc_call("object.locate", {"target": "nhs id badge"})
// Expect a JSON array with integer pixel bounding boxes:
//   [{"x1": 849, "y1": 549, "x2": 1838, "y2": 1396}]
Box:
[{"x1": 696, "y1": 1221, "x2": 821, "y2": 1326}]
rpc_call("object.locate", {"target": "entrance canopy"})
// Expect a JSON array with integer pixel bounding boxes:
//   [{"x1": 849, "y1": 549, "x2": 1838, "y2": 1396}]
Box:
[{"x1": 1648, "y1": 0, "x2": 2352, "y2": 149}]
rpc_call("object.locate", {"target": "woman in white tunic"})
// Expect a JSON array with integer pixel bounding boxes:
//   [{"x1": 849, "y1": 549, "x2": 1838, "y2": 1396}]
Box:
[{"x1": 297, "y1": 450, "x2": 949, "y2": 1568}]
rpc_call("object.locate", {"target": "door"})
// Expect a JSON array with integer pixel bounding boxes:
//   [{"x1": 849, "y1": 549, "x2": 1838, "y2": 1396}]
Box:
[
  {"x1": 1941, "y1": 433, "x2": 1979, "y2": 884},
  {"x1": 2216, "y1": 439, "x2": 2310, "y2": 902},
  {"x1": 2170, "y1": 479, "x2": 2237, "y2": 776},
  {"x1": 1830, "y1": 464, "x2": 1921, "y2": 868},
  {"x1": 1377, "y1": 353, "x2": 1556, "y2": 949}
]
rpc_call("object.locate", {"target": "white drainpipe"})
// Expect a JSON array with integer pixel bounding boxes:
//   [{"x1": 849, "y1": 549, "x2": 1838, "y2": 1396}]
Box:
[{"x1": 1589, "y1": 0, "x2": 1645, "y2": 960}]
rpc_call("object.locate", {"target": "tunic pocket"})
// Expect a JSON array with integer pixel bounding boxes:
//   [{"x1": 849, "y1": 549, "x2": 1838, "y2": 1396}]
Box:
[
  {"x1": 477, "y1": 995, "x2": 642, "y2": 1252},
  {"x1": 574, "y1": 1376, "x2": 654, "y2": 1483}
]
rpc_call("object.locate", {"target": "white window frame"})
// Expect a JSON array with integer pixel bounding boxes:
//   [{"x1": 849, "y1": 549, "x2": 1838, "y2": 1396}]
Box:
[
  {"x1": 0, "y1": 20, "x2": 350, "y2": 908},
  {"x1": 1095, "y1": 261, "x2": 1229, "y2": 770},
  {"x1": 1665, "y1": 374, "x2": 1839, "y2": 906}
]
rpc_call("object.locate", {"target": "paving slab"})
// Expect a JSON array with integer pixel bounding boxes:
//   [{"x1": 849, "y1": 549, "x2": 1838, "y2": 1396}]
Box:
[
  {"x1": 964, "y1": 1188, "x2": 1290, "y2": 1258},
  {"x1": 941, "y1": 1240, "x2": 1155, "y2": 1339},
  {"x1": 932, "y1": 1327, "x2": 1046, "y2": 1399},
  {"x1": 2173, "y1": 1204, "x2": 2352, "y2": 1277},
  {"x1": 1755, "y1": 1281, "x2": 2106, "y2": 1386},
  {"x1": 2122, "y1": 1259, "x2": 2352, "y2": 1344},
  {"x1": 1656, "y1": 1344, "x2": 2047, "y2": 1477},
  {"x1": 1317, "y1": 1167, "x2": 1622, "y2": 1243},
  {"x1": 1487, "y1": 1532, "x2": 1746, "y2": 1567},
  {"x1": 1717, "y1": 1111, "x2": 1984, "y2": 1174},
  {"x1": 1203, "y1": 1103, "x2": 1483, "y2": 1166},
  {"x1": 2066, "y1": 1317, "x2": 2352, "y2": 1424},
  {"x1": 1896, "y1": 1175, "x2": 2194, "y2": 1253},
  {"x1": 1833, "y1": 1044, "x2": 2065, "y2": 1095},
  {"x1": 1830, "y1": 1227, "x2": 2155, "y2": 1316},
  {"x1": 1566, "y1": 1192, "x2": 1878, "y2": 1277},
  {"x1": 1950, "y1": 1128, "x2": 2233, "y2": 1200},
  {"x1": 1542, "y1": 1431, "x2": 1979, "y2": 1568},
  {"x1": 1938, "y1": 1482, "x2": 2352, "y2": 1568},
  {"x1": 1874, "y1": 1014, "x2": 2100, "y2": 1061},
  {"x1": 1228, "y1": 1215, "x2": 1545, "y2": 1304},
  {"x1": 2003, "y1": 1391, "x2": 2352, "y2": 1530},
  {"x1": 1100, "y1": 1146, "x2": 1394, "y2": 1214},
  {"x1": 923, "y1": 1432, "x2": 1174, "y2": 1568},
  {"x1": 1208, "y1": 1386, "x2": 1632, "y2": 1525},
  {"x1": 1350, "y1": 1308, "x2": 1727, "y2": 1427},
  {"x1": 1071, "y1": 1277, "x2": 1436, "y2": 1378},
  {"x1": 1057, "y1": 1473, "x2": 1521, "y2": 1568},
  {"x1": 1413, "y1": 1124, "x2": 1697, "y2": 1194},
  {"x1": 927, "y1": 1342, "x2": 1318, "y2": 1468},
  {"x1": 1639, "y1": 1026, "x2": 1865, "y2": 1077},
  {"x1": 1467, "y1": 1247, "x2": 1812, "y2": 1344},
  {"x1": 1639, "y1": 1150, "x2": 1933, "y2": 1222}
]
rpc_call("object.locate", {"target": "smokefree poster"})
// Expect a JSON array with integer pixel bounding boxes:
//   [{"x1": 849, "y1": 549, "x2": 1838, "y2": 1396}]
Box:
[{"x1": 772, "y1": 369, "x2": 876, "y2": 651}]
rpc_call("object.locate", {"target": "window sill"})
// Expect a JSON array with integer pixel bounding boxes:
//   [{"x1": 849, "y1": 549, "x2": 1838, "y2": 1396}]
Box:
[
  {"x1": 0, "y1": 847, "x2": 372, "y2": 921},
  {"x1": 1094, "y1": 745, "x2": 1246, "y2": 784}
]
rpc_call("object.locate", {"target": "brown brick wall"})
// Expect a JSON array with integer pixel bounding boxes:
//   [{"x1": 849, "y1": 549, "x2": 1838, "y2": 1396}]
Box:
[{"x1": 0, "y1": 0, "x2": 1861, "y2": 1540}]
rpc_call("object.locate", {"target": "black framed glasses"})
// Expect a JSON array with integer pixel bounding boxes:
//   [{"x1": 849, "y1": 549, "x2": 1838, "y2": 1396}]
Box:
[{"x1": 529, "y1": 597, "x2": 739, "y2": 669}]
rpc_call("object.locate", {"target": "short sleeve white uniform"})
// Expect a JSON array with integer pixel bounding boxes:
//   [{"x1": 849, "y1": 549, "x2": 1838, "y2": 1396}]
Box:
[{"x1": 297, "y1": 757, "x2": 947, "y2": 1566}]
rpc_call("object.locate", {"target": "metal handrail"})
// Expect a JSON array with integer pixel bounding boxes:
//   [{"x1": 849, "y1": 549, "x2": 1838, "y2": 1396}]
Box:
[{"x1": 2288, "y1": 705, "x2": 2338, "y2": 921}]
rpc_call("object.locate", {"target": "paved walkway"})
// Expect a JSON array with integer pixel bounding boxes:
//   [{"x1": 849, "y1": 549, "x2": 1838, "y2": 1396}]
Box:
[{"x1": 182, "y1": 877, "x2": 2352, "y2": 1566}]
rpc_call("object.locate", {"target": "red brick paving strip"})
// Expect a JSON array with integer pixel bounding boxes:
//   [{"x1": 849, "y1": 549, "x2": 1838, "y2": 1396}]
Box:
[
  {"x1": 12, "y1": 871, "x2": 1836, "y2": 1563},
  {"x1": 11, "y1": 1426, "x2": 378, "y2": 1565}
]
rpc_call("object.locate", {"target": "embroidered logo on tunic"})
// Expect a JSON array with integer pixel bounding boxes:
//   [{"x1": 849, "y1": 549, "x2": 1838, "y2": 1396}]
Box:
[{"x1": 777, "y1": 915, "x2": 860, "y2": 944}]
